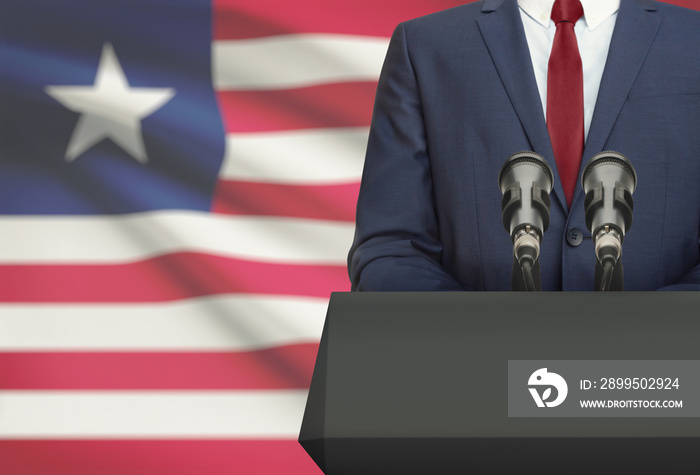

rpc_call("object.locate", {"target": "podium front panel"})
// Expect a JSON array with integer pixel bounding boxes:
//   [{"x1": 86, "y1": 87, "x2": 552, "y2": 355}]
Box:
[{"x1": 299, "y1": 292, "x2": 700, "y2": 474}]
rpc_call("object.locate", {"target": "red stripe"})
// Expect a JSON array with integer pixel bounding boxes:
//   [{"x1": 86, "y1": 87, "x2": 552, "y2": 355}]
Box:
[
  {"x1": 0, "y1": 253, "x2": 349, "y2": 303},
  {"x1": 216, "y1": 82, "x2": 376, "y2": 133},
  {"x1": 0, "y1": 440, "x2": 322, "y2": 475},
  {"x1": 667, "y1": 0, "x2": 700, "y2": 9},
  {"x1": 213, "y1": 0, "x2": 470, "y2": 39},
  {"x1": 0, "y1": 344, "x2": 318, "y2": 390},
  {"x1": 212, "y1": 181, "x2": 359, "y2": 222}
]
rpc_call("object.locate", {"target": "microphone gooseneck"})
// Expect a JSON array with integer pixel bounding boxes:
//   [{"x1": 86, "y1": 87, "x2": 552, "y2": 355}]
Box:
[
  {"x1": 499, "y1": 151, "x2": 554, "y2": 291},
  {"x1": 581, "y1": 151, "x2": 637, "y2": 291}
]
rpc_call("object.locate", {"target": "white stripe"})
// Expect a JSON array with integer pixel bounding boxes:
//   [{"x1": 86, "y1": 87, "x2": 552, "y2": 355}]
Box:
[
  {"x1": 0, "y1": 295, "x2": 326, "y2": 351},
  {"x1": 222, "y1": 128, "x2": 368, "y2": 184},
  {"x1": 213, "y1": 34, "x2": 388, "y2": 90},
  {"x1": 0, "y1": 211, "x2": 353, "y2": 264},
  {"x1": 0, "y1": 390, "x2": 306, "y2": 439}
]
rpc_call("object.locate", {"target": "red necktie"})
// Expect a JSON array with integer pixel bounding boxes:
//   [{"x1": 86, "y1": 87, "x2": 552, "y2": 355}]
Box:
[{"x1": 547, "y1": 0, "x2": 584, "y2": 207}]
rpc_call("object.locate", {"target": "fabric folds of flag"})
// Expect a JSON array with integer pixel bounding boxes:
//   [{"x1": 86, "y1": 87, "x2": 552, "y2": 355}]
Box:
[{"x1": 0, "y1": 0, "x2": 465, "y2": 473}]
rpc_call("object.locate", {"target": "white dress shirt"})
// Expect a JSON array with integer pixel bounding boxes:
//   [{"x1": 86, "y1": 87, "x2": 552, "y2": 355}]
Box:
[{"x1": 518, "y1": 0, "x2": 620, "y2": 140}]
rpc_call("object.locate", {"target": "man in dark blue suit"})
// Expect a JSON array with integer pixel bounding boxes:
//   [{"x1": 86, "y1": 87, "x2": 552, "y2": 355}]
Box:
[{"x1": 349, "y1": 0, "x2": 700, "y2": 291}]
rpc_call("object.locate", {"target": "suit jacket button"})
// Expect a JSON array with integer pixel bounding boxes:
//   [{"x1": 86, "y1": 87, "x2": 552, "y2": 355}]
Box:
[{"x1": 566, "y1": 228, "x2": 584, "y2": 247}]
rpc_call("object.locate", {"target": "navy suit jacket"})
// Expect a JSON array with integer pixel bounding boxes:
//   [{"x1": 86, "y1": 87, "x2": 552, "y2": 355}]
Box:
[{"x1": 349, "y1": 0, "x2": 700, "y2": 291}]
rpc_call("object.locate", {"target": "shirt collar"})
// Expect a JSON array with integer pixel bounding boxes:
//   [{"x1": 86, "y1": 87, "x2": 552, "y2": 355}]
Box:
[{"x1": 518, "y1": 0, "x2": 620, "y2": 31}]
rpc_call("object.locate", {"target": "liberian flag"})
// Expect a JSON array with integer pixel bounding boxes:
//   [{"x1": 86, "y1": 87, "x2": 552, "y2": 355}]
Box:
[
  {"x1": 0, "y1": 0, "x2": 464, "y2": 473},
  {"x1": 1, "y1": 0, "x2": 697, "y2": 473}
]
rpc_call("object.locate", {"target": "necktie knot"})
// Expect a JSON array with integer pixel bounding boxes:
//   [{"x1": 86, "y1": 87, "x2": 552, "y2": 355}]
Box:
[{"x1": 551, "y1": 0, "x2": 584, "y2": 25}]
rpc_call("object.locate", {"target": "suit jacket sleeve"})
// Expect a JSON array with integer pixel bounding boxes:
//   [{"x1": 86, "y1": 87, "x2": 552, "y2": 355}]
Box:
[{"x1": 348, "y1": 23, "x2": 465, "y2": 291}]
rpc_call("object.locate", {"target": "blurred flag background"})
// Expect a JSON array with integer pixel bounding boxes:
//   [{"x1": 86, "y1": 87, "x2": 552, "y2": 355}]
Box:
[
  {"x1": 0, "y1": 0, "x2": 464, "y2": 473},
  {"x1": 1, "y1": 0, "x2": 697, "y2": 473}
]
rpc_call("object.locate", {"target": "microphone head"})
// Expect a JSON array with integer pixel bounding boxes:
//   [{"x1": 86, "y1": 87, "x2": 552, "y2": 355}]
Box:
[
  {"x1": 499, "y1": 151, "x2": 554, "y2": 239},
  {"x1": 581, "y1": 151, "x2": 637, "y2": 195},
  {"x1": 499, "y1": 151, "x2": 554, "y2": 195},
  {"x1": 581, "y1": 151, "x2": 637, "y2": 237}
]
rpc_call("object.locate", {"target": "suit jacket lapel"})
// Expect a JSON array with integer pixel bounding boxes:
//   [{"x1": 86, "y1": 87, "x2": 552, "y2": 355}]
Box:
[
  {"x1": 575, "y1": 0, "x2": 661, "y2": 206},
  {"x1": 477, "y1": 0, "x2": 566, "y2": 210}
]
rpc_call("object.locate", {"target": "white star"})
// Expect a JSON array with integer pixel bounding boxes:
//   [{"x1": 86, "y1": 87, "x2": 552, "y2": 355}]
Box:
[{"x1": 45, "y1": 43, "x2": 175, "y2": 163}]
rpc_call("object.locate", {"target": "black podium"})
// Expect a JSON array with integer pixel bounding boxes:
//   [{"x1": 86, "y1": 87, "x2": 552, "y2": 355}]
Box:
[{"x1": 299, "y1": 292, "x2": 700, "y2": 474}]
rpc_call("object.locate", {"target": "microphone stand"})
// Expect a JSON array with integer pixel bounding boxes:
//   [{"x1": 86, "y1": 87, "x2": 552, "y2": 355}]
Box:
[
  {"x1": 509, "y1": 225, "x2": 544, "y2": 292},
  {"x1": 594, "y1": 260, "x2": 624, "y2": 291},
  {"x1": 511, "y1": 258, "x2": 542, "y2": 292}
]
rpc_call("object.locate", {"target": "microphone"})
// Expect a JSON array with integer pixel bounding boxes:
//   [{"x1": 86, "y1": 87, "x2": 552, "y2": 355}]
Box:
[
  {"x1": 581, "y1": 151, "x2": 637, "y2": 291},
  {"x1": 499, "y1": 151, "x2": 554, "y2": 291}
]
